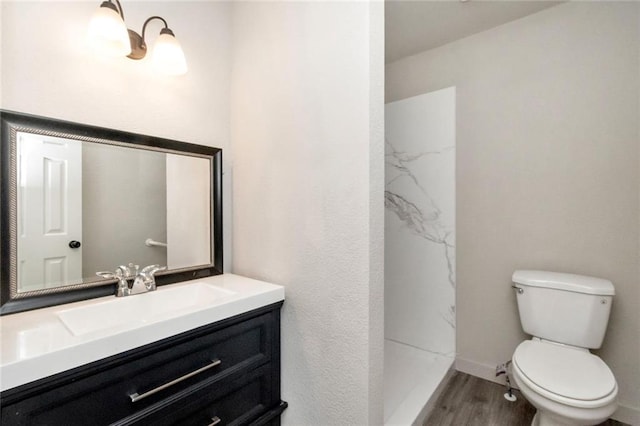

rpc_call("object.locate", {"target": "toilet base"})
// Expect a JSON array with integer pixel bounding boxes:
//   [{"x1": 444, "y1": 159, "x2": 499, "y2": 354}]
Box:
[{"x1": 531, "y1": 412, "x2": 540, "y2": 426}]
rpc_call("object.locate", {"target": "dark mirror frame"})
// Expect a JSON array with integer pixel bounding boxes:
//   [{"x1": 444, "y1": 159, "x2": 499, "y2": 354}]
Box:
[{"x1": 0, "y1": 110, "x2": 223, "y2": 315}]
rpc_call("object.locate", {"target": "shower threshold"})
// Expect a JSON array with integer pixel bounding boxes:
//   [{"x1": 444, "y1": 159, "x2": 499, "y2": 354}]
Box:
[{"x1": 384, "y1": 339, "x2": 454, "y2": 425}]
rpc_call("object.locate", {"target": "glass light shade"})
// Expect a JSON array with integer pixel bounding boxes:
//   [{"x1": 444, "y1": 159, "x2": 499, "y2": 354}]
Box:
[
  {"x1": 87, "y1": 4, "x2": 131, "y2": 57},
  {"x1": 152, "y1": 32, "x2": 188, "y2": 75}
]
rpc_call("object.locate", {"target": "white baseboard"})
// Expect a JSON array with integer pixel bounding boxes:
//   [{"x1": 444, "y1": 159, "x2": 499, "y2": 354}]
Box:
[
  {"x1": 455, "y1": 357, "x2": 514, "y2": 388},
  {"x1": 612, "y1": 404, "x2": 640, "y2": 425},
  {"x1": 455, "y1": 357, "x2": 640, "y2": 425}
]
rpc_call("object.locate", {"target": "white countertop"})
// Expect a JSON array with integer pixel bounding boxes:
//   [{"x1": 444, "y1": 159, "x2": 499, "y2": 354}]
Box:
[{"x1": 0, "y1": 274, "x2": 284, "y2": 392}]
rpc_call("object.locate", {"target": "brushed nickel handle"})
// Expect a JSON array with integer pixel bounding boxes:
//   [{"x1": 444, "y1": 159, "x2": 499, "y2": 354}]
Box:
[
  {"x1": 208, "y1": 417, "x2": 221, "y2": 426},
  {"x1": 129, "y1": 359, "x2": 222, "y2": 403}
]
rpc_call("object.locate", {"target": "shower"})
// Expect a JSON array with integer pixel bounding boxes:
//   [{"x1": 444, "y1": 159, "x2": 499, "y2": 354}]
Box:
[{"x1": 384, "y1": 87, "x2": 456, "y2": 424}]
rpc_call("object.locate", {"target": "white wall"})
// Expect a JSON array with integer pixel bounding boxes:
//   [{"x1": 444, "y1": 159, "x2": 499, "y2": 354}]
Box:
[
  {"x1": 230, "y1": 1, "x2": 384, "y2": 424},
  {"x1": 1, "y1": 0, "x2": 233, "y2": 272},
  {"x1": 386, "y1": 2, "x2": 640, "y2": 423},
  {"x1": 166, "y1": 154, "x2": 211, "y2": 269}
]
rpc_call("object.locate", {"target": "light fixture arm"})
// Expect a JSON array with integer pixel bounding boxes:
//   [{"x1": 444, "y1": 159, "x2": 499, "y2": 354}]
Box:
[
  {"x1": 141, "y1": 16, "x2": 169, "y2": 43},
  {"x1": 106, "y1": 0, "x2": 125, "y2": 20},
  {"x1": 113, "y1": 0, "x2": 125, "y2": 19},
  {"x1": 128, "y1": 15, "x2": 175, "y2": 60}
]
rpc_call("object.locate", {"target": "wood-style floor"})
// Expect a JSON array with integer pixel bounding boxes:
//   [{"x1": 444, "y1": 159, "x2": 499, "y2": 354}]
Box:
[{"x1": 424, "y1": 372, "x2": 628, "y2": 426}]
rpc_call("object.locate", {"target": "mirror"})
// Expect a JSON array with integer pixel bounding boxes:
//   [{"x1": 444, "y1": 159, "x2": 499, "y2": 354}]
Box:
[{"x1": 1, "y1": 111, "x2": 223, "y2": 315}]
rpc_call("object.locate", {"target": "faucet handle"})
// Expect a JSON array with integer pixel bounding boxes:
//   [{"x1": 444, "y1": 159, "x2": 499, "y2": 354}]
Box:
[
  {"x1": 141, "y1": 264, "x2": 167, "y2": 276},
  {"x1": 116, "y1": 265, "x2": 128, "y2": 277},
  {"x1": 113, "y1": 264, "x2": 141, "y2": 277},
  {"x1": 140, "y1": 264, "x2": 158, "y2": 274}
]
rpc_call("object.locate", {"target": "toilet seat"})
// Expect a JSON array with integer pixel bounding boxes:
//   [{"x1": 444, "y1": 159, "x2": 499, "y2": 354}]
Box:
[{"x1": 513, "y1": 340, "x2": 617, "y2": 409}]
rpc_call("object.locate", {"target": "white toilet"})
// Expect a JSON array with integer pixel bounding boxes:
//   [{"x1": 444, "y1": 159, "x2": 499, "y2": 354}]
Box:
[{"x1": 511, "y1": 270, "x2": 618, "y2": 426}]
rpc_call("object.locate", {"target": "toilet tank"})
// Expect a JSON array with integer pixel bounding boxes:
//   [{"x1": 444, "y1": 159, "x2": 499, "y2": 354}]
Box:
[{"x1": 512, "y1": 270, "x2": 615, "y2": 349}]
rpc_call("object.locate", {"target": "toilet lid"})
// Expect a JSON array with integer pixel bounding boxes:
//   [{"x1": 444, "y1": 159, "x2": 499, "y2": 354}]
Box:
[{"x1": 513, "y1": 340, "x2": 616, "y2": 401}]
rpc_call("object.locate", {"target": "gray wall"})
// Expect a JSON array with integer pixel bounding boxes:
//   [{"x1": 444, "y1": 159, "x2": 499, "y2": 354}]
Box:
[
  {"x1": 230, "y1": 1, "x2": 384, "y2": 424},
  {"x1": 82, "y1": 144, "x2": 167, "y2": 277},
  {"x1": 386, "y1": 2, "x2": 639, "y2": 422}
]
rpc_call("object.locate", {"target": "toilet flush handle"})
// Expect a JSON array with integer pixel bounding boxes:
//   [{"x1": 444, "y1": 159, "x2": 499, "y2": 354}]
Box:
[{"x1": 511, "y1": 285, "x2": 524, "y2": 294}]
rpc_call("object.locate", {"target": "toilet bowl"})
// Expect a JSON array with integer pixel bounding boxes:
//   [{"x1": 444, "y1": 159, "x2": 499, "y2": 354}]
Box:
[
  {"x1": 511, "y1": 271, "x2": 618, "y2": 426},
  {"x1": 512, "y1": 339, "x2": 617, "y2": 426}
]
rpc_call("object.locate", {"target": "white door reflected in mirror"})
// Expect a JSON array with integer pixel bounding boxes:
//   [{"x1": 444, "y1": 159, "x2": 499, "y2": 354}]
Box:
[{"x1": 17, "y1": 133, "x2": 83, "y2": 291}]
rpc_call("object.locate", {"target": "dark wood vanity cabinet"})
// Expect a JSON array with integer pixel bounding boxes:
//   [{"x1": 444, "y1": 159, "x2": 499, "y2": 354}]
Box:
[{"x1": 0, "y1": 302, "x2": 286, "y2": 426}]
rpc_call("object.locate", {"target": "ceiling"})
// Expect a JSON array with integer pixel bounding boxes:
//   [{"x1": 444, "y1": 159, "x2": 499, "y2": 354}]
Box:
[{"x1": 385, "y1": 1, "x2": 563, "y2": 64}]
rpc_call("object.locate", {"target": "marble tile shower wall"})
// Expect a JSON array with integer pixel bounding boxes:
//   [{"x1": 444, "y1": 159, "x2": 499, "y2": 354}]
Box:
[{"x1": 384, "y1": 87, "x2": 456, "y2": 357}]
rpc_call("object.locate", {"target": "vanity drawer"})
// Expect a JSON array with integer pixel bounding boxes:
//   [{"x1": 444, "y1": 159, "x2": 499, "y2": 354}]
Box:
[
  {"x1": 126, "y1": 364, "x2": 279, "y2": 426},
  {"x1": 1, "y1": 311, "x2": 277, "y2": 426}
]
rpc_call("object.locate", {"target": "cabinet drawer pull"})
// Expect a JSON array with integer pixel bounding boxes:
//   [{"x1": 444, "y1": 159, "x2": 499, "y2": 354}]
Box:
[
  {"x1": 208, "y1": 416, "x2": 221, "y2": 426},
  {"x1": 129, "y1": 359, "x2": 222, "y2": 402}
]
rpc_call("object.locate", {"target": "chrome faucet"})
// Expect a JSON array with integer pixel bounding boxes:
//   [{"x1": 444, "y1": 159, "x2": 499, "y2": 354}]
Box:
[
  {"x1": 130, "y1": 264, "x2": 167, "y2": 295},
  {"x1": 96, "y1": 263, "x2": 167, "y2": 297}
]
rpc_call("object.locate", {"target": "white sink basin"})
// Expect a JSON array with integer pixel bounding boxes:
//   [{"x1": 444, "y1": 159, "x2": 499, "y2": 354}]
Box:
[
  {"x1": 57, "y1": 283, "x2": 236, "y2": 336},
  {"x1": 1, "y1": 274, "x2": 284, "y2": 392}
]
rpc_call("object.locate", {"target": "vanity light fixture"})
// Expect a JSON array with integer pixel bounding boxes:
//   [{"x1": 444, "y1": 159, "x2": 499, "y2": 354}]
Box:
[{"x1": 87, "y1": 0, "x2": 187, "y2": 75}]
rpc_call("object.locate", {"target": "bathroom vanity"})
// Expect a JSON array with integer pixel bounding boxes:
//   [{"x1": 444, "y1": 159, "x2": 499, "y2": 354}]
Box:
[
  {"x1": 0, "y1": 274, "x2": 287, "y2": 425},
  {"x1": 0, "y1": 112, "x2": 287, "y2": 424}
]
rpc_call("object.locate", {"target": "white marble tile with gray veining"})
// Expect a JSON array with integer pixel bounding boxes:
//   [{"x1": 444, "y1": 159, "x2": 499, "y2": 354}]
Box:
[{"x1": 384, "y1": 87, "x2": 456, "y2": 357}]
